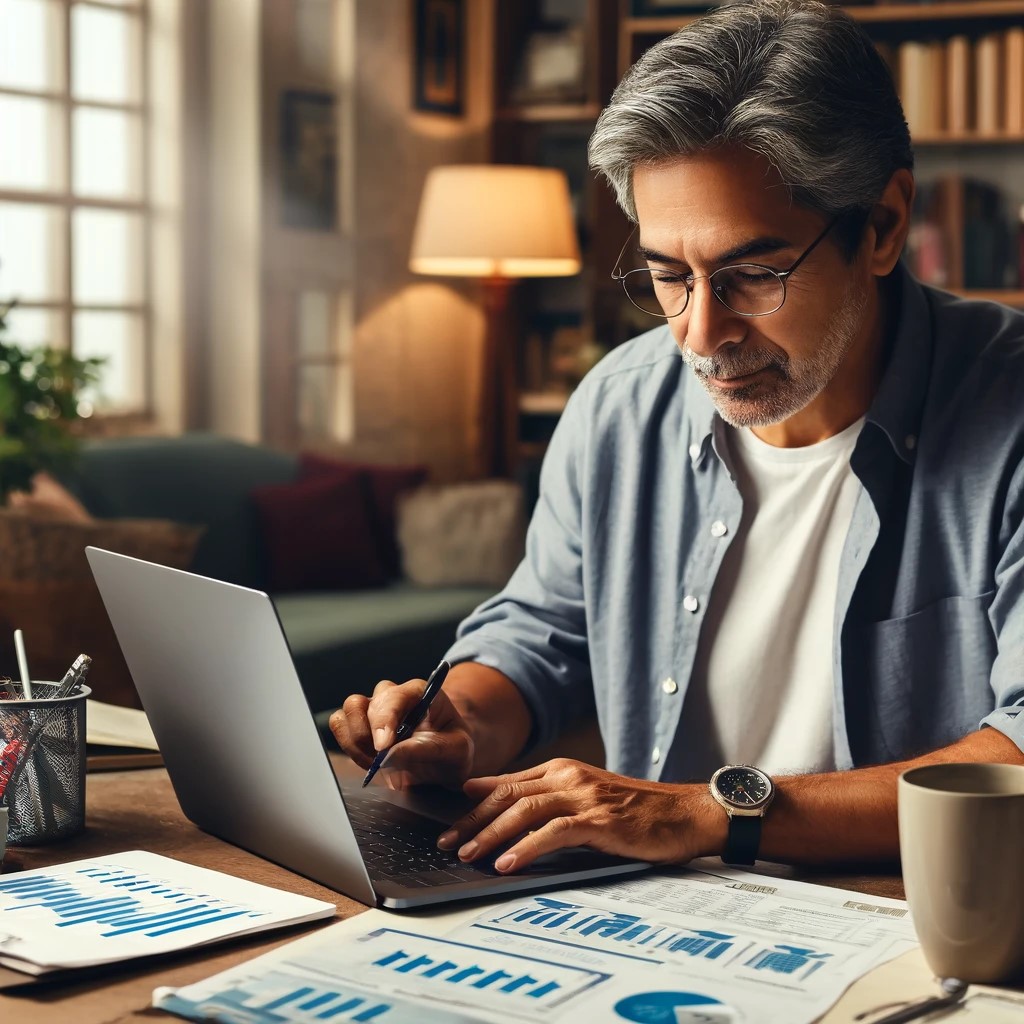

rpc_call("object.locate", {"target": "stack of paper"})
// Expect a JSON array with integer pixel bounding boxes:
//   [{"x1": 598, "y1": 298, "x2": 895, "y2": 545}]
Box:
[
  {"x1": 0, "y1": 850, "x2": 336, "y2": 976},
  {"x1": 155, "y1": 864, "x2": 920, "y2": 1024}
]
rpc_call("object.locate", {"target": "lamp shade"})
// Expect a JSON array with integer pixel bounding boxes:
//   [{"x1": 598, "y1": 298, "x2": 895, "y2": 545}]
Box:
[{"x1": 409, "y1": 165, "x2": 582, "y2": 278}]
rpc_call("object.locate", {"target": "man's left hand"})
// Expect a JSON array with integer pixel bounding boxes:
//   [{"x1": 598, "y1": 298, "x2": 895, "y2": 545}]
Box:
[{"x1": 435, "y1": 758, "x2": 726, "y2": 873}]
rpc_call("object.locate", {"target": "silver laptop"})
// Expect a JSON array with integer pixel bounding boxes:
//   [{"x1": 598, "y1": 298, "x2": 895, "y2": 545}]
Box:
[{"x1": 86, "y1": 547, "x2": 648, "y2": 909}]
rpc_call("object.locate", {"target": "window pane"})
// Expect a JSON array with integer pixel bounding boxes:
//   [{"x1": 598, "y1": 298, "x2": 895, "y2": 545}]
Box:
[
  {"x1": 0, "y1": 95, "x2": 63, "y2": 191},
  {"x1": 73, "y1": 108, "x2": 142, "y2": 199},
  {"x1": 0, "y1": 0, "x2": 63, "y2": 92},
  {"x1": 71, "y1": 5, "x2": 142, "y2": 104},
  {"x1": 0, "y1": 203, "x2": 65, "y2": 302},
  {"x1": 296, "y1": 0, "x2": 335, "y2": 79},
  {"x1": 297, "y1": 288, "x2": 351, "y2": 357},
  {"x1": 72, "y1": 208, "x2": 144, "y2": 304},
  {"x1": 297, "y1": 362, "x2": 353, "y2": 442},
  {"x1": 2, "y1": 307, "x2": 64, "y2": 349},
  {"x1": 73, "y1": 310, "x2": 145, "y2": 411}
]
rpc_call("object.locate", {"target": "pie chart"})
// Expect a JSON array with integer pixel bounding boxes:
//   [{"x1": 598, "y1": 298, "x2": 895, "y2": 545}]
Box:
[{"x1": 614, "y1": 989, "x2": 735, "y2": 1023}]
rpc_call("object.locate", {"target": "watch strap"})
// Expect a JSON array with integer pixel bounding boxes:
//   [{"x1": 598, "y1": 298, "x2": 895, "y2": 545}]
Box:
[{"x1": 723, "y1": 813, "x2": 762, "y2": 866}]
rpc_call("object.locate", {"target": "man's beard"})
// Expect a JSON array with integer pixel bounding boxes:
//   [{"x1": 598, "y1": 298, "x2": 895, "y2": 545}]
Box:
[{"x1": 680, "y1": 281, "x2": 868, "y2": 429}]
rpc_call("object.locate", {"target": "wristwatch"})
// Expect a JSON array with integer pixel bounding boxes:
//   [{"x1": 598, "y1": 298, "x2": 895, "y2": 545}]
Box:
[{"x1": 709, "y1": 764, "x2": 775, "y2": 866}]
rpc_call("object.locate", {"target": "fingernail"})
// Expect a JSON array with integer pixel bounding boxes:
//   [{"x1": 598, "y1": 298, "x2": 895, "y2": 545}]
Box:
[
  {"x1": 437, "y1": 830, "x2": 457, "y2": 849},
  {"x1": 374, "y1": 727, "x2": 391, "y2": 750},
  {"x1": 494, "y1": 854, "x2": 515, "y2": 872},
  {"x1": 458, "y1": 841, "x2": 478, "y2": 860}
]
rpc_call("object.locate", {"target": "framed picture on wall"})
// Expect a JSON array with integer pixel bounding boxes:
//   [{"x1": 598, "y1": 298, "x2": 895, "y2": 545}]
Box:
[
  {"x1": 414, "y1": 0, "x2": 464, "y2": 115},
  {"x1": 279, "y1": 89, "x2": 338, "y2": 231}
]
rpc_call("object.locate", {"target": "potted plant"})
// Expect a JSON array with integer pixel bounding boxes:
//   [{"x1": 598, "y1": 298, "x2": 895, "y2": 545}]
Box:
[{"x1": 0, "y1": 301, "x2": 105, "y2": 502}]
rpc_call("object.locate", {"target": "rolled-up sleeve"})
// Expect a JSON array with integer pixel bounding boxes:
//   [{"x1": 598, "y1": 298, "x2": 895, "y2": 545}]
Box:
[
  {"x1": 982, "y1": 460, "x2": 1024, "y2": 753},
  {"x1": 443, "y1": 384, "x2": 593, "y2": 750}
]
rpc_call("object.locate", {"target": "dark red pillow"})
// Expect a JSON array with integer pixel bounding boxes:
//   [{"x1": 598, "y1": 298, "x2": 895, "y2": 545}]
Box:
[
  {"x1": 250, "y1": 470, "x2": 387, "y2": 592},
  {"x1": 299, "y1": 453, "x2": 428, "y2": 578}
]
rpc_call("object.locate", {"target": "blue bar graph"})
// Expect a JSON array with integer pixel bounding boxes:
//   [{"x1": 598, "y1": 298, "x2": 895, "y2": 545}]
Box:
[
  {"x1": 0, "y1": 863, "x2": 268, "y2": 941},
  {"x1": 745, "y1": 944, "x2": 833, "y2": 978},
  {"x1": 156, "y1": 969, "x2": 396, "y2": 1024},
  {"x1": 482, "y1": 896, "x2": 739, "y2": 965}
]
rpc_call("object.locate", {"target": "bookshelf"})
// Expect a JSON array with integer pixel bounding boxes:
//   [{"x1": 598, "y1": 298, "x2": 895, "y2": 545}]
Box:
[{"x1": 493, "y1": 0, "x2": 1024, "y2": 468}]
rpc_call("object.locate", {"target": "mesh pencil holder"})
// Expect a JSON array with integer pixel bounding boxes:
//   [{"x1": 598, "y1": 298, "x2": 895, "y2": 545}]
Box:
[{"x1": 0, "y1": 683, "x2": 89, "y2": 846}]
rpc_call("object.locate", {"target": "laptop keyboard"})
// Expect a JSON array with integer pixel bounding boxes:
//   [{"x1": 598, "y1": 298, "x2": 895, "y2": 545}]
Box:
[{"x1": 344, "y1": 790, "x2": 500, "y2": 887}]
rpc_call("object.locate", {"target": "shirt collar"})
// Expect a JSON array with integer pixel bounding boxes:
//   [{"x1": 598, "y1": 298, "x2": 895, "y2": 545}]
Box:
[
  {"x1": 683, "y1": 263, "x2": 932, "y2": 467},
  {"x1": 862, "y1": 263, "x2": 932, "y2": 466}
]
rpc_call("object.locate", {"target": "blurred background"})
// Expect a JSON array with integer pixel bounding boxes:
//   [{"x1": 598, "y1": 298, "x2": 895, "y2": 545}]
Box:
[
  {"x1": 1, "y1": 0, "x2": 1022, "y2": 479},
  {"x1": 0, "y1": 0, "x2": 1022, "y2": 722}
]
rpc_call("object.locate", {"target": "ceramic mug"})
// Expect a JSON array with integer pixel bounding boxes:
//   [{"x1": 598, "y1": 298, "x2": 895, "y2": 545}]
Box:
[{"x1": 898, "y1": 762, "x2": 1024, "y2": 984}]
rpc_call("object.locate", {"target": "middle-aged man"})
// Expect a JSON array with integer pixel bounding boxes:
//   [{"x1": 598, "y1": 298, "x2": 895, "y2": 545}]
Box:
[{"x1": 333, "y1": 0, "x2": 1024, "y2": 874}]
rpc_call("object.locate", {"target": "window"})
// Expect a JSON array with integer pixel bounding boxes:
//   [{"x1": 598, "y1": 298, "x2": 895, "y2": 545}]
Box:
[{"x1": 0, "y1": 0, "x2": 149, "y2": 413}]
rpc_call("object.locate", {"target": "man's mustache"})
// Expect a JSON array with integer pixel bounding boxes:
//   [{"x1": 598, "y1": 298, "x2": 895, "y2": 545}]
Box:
[{"x1": 681, "y1": 344, "x2": 785, "y2": 380}]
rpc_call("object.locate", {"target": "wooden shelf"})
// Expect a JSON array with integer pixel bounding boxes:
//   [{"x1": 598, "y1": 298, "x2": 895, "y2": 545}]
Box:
[
  {"x1": 495, "y1": 103, "x2": 602, "y2": 123},
  {"x1": 913, "y1": 132, "x2": 1024, "y2": 145},
  {"x1": 846, "y1": 1, "x2": 1024, "y2": 23},
  {"x1": 625, "y1": 3, "x2": 1024, "y2": 35},
  {"x1": 951, "y1": 289, "x2": 1024, "y2": 305}
]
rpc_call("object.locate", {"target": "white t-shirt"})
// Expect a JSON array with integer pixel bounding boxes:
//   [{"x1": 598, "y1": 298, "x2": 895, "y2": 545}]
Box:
[{"x1": 677, "y1": 417, "x2": 865, "y2": 778}]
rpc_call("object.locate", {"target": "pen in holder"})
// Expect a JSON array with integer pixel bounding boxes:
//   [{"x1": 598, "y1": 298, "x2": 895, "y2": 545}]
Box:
[{"x1": 0, "y1": 681, "x2": 90, "y2": 845}]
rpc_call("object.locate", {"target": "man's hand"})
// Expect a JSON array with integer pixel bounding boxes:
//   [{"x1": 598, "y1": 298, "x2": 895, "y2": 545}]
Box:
[
  {"x1": 436, "y1": 758, "x2": 726, "y2": 873},
  {"x1": 329, "y1": 678, "x2": 475, "y2": 789}
]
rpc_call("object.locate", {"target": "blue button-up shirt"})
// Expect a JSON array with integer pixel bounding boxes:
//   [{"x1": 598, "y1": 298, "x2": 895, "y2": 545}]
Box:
[{"x1": 445, "y1": 268, "x2": 1024, "y2": 780}]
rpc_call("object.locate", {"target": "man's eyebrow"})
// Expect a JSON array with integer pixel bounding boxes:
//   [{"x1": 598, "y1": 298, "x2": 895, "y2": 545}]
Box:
[{"x1": 637, "y1": 235, "x2": 795, "y2": 267}]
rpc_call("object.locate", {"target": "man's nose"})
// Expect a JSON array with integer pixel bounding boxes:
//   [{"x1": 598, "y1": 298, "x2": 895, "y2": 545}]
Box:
[{"x1": 677, "y1": 279, "x2": 745, "y2": 359}]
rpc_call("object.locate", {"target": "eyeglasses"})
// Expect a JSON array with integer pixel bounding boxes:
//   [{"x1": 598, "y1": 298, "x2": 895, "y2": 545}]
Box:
[{"x1": 611, "y1": 217, "x2": 839, "y2": 319}]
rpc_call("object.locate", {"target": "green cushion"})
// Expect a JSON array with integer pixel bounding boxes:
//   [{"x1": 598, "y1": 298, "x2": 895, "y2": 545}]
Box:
[
  {"x1": 63, "y1": 433, "x2": 297, "y2": 587},
  {"x1": 276, "y1": 581, "x2": 496, "y2": 714}
]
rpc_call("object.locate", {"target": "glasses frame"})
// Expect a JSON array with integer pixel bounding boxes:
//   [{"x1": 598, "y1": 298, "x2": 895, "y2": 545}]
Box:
[{"x1": 611, "y1": 216, "x2": 840, "y2": 319}]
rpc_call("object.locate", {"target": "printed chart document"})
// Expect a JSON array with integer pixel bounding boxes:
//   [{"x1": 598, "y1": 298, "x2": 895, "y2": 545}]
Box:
[
  {"x1": 154, "y1": 864, "x2": 918, "y2": 1023},
  {"x1": 0, "y1": 850, "x2": 336, "y2": 975}
]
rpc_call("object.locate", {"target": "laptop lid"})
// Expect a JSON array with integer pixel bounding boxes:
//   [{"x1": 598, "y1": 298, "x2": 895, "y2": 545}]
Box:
[
  {"x1": 86, "y1": 546, "x2": 376, "y2": 905},
  {"x1": 87, "y1": 547, "x2": 649, "y2": 909}
]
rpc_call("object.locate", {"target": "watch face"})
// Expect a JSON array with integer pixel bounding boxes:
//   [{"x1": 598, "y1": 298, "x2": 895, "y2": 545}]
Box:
[{"x1": 715, "y1": 767, "x2": 771, "y2": 808}]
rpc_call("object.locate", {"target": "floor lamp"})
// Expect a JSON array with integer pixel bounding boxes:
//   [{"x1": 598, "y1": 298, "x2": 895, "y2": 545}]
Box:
[{"x1": 409, "y1": 165, "x2": 581, "y2": 478}]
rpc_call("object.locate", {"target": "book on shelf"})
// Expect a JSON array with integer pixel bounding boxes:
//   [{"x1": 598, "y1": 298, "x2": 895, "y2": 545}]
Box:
[
  {"x1": 1006, "y1": 26, "x2": 1024, "y2": 134},
  {"x1": 945, "y1": 35, "x2": 972, "y2": 134},
  {"x1": 907, "y1": 177, "x2": 1021, "y2": 292},
  {"x1": 975, "y1": 32, "x2": 1003, "y2": 135},
  {"x1": 900, "y1": 40, "x2": 943, "y2": 136}
]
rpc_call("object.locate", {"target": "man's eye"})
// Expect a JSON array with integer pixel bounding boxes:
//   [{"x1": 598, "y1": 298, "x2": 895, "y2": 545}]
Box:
[
  {"x1": 652, "y1": 272, "x2": 691, "y2": 286},
  {"x1": 735, "y1": 269, "x2": 777, "y2": 284}
]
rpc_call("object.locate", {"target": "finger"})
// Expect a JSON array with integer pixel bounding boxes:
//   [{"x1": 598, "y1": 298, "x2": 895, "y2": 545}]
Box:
[
  {"x1": 436, "y1": 782, "x2": 557, "y2": 856},
  {"x1": 330, "y1": 696, "x2": 375, "y2": 767},
  {"x1": 461, "y1": 763, "x2": 551, "y2": 801},
  {"x1": 493, "y1": 815, "x2": 588, "y2": 874},
  {"x1": 366, "y1": 678, "x2": 426, "y2": 750},
  {"x1": 381, "y1": 729, "x2": 473, "y2": 788}
]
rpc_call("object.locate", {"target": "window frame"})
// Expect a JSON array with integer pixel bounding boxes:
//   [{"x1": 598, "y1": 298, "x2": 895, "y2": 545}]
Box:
[{"x1": 0, "y1": 0, "x2": 151, "y2": 415}]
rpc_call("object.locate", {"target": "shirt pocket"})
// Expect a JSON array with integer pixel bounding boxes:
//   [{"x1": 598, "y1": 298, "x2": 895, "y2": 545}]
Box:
[{"x1": 844, "y1": 592, "x2": 997, "y2": 765}]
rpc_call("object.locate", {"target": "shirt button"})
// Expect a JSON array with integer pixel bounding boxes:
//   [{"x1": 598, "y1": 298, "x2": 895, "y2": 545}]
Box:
[
  {"x1": 711, "y1": 520, "x2": 728, "y2": 538},
  {"x1": 651, "y1": 746, "x2": 661, "y2": 764},
  {"x1": 905, "y1": 434, "x2": 916, "y2": 451},
  {"x1": 683, "y1": 594, "x2": 700, "y2": 613},
  {"x1": 688, "y1": 443, "x2": 701, "y2": 461},
  {"x1": 661, "y1": 677, "x2": 678, "y2": 694}
]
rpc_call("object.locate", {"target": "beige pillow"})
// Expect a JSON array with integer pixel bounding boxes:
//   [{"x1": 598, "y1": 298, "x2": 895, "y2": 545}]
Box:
[{"x1": 397, "y1": 481, "x2": 525, "y2": 587}]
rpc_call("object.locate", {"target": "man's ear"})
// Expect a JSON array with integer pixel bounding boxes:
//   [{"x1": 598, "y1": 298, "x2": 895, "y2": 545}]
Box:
[{"x1": 865, "y1": 168, "x2": 915, "y2": 277}]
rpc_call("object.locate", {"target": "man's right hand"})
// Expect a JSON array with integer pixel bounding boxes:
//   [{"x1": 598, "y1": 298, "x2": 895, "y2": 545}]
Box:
[{"x1": 329, "y1": 678, "x2": 475, "y2": 790}]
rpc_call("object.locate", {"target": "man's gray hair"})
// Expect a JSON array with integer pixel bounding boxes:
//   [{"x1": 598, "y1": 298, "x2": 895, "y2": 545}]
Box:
[{"x1": 589, "y1": 0, "x2": 913, "y2": 236}]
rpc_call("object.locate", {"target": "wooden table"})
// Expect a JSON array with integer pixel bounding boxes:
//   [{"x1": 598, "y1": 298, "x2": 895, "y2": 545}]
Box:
[{"x1": 0, "y1": 761, "x2": 909, "y2": 1024}]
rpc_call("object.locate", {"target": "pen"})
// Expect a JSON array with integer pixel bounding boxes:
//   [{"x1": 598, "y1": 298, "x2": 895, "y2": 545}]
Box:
[
  {"x1": 857, "y1": 979, "x2": 967, "y2": 1024},
  {"x1": 362, "y1": 660, "x2": 451, "y2": 788}
]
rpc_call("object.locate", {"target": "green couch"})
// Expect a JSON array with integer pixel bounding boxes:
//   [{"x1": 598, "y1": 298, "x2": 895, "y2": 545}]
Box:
[{"x1": 62, "y1": 433, "x2": 497, "y2": 731}]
